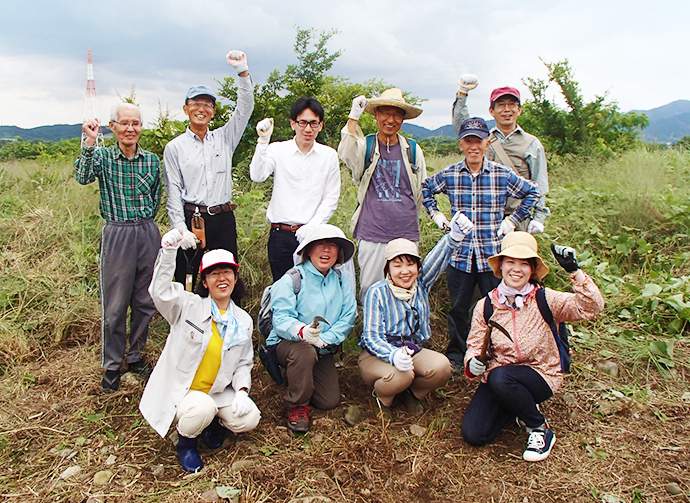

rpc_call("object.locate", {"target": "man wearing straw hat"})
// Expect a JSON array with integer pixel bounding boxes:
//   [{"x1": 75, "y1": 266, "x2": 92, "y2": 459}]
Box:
[{"x1": 338, "y1": 88, "x2": 427, "y2": 301}]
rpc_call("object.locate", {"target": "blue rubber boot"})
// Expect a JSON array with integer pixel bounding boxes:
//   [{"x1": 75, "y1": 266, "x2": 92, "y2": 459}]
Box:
[
  {"x1": 176, "y1": 435, "x2": 203, "y2": 473},
  {"x1": 201, "y1": 417, "x2": 226, "y2": 450}
]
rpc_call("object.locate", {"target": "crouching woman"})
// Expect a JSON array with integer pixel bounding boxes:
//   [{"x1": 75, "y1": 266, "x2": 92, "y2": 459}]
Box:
[
  {"x1": 139, "y1": 230, "x2": 260, "y2": 473},
  {"x1": 462, "y1": 232, "x2": 604, "y2": 462},
  {"x1": 359, "y1": 213, "x2": 472, "y2": 420}
]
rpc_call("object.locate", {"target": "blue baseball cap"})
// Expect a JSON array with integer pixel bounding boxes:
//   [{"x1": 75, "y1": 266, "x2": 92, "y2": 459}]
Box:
[
  {"x1": 185, "y1": 85, "x2": 217, "y2": 104},
  {"x1": 457, "y1": 117, "x2": 490, "y2": 140}
]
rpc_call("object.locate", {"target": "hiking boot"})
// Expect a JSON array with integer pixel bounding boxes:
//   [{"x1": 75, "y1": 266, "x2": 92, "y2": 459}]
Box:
[
  {"x1": 399, "y1": 388, "x2": 424, "y2": 416},
  {"x1": 128, "y1": 360, "x2": 153, "y2": 380},
  {"x1": 523, "y1": 428, "x2": 556, "y2": 462},
  {"x1": 101, "y1": 370, "x2": 120, "y2": 394},
  {"x1": 370, "y1": 391, "x2": 394, "y2": 422},
  {"x1": 287, "y1": 405, "x2": 311, "y2": 434},
  {"x1": 176, "y1": 435, "x2": 203, "y2": 473},
  {"x1": 201, "y1": 417, "x2": 226, "y2": 450},
  {"x1": 449, "y1": 359, "x2": 464, "y2": 377}
]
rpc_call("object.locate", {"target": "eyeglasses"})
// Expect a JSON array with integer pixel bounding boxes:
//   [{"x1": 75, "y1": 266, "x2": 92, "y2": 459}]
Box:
[
  {"x1": 114, "y1": 121, "x2": 142, "y2": 128},
  {"x1": 206, "y1": 268, "x2": 235, "y2": 279},
  {"x1": 294, "y1": 119, "x2": 321, "y2": 129},
  {"x1": 187, "y1": 100, "x2": 215, "y2": 110},
  {"x1": 375, "y1": 109, "x2": 405, "y2": 120},
  {"x1": 493, "y1": 101, "x2": 520, "y2": 111}
]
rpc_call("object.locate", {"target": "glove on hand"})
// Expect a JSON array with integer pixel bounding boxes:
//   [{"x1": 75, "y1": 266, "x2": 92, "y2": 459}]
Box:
[
  {"x1": 497, "y1": 218, "x2": 516, "y2": 237},
  {"x1": 433, "y1": 212, "x2": 451, "y2": 231},
  {"x1": 231, "y1": 390, "x2": 253, "y2": 417},
  {"x1": 226, "y1": 50, "x2": 248, "y2": 74},
  {"x1": 468, "y1": 357, "x2": 487, "y2": 377},
  {"x1": 295, "y1": 224, "x2": 315, "y2": 243},
  {"x1": 349, "y1": 95, "x2": 368, "y2": 121},
  {"x1": 180, "y1": 229, "x2": 198, "y2": 250},
  {"x1": 458, "y1": 74, "x2": 479, "y2": 94},
  {"x1": 551, "y1": 244, "x2": 579, "y2": 272},
  {"x1": 450, "y1": 212, "x2": 473, "y2": 240},
  {"x1": 527, "y1": 220, "x2": 545, "y2": 235},
  {"x1": 300, "y1": 325, "x2": 323, "y2": 346},
  {"x1": 392, "y1": 347, "x2": 414, "y2": 372},
  {"x1": 161, "y1": 229, "x2": 183, "y2": 250},
  {"x1": 256, "y1": 118, "x2": 274, "y2": 144}
]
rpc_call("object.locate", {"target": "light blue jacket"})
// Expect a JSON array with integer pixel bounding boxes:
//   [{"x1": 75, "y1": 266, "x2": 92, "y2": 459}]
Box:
[{"x1": 267, "y1": 261, "x2": 357, "y2": 353}]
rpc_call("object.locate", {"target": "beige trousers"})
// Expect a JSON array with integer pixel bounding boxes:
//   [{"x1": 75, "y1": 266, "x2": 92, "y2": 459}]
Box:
[{"x1": 175, "y1": 390, "x2": 261, "y2": 438}]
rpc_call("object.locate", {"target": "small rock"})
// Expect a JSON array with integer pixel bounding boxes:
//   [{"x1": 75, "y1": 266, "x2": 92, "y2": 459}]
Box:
[
  {"x1": 410, "y1": 424, "x2": 426, "y2": 437},
  {"x1": 344, "y1": 406, "x2": 362, "y2": 426},
  {"x1": 333, "y1": 468, "x2": 347, "y2": 484},
  {"x1": 152, "y1": 465, "x2": 165, "y2": 477},
  {"x1": 125, "y1": 466, "x2": 138, "y2": 478},
  {"x1": 395, "y1": 451, "x2": 407, "y2": 462},
  {"x1": 60, "y1": 465, "x2": 81, "y2": 480},
  {"x1": 665, "y1": 482, "x2": 682, "y2": 495},
  {"x1": 681, "y1": 392, "x2": 690, "y2": 403},
  {"x1": 104, "y1": 454, "x2": 116, "y2": 466},
  {"x1": 231, "y1": 459, "x2": 257, "y2": 472},
  {"x1": 562, "y1": 392, "x2": 577, "y2": 404},
  {"x1": 596, "y1": 360, "x2": 619, "y2": 377},
  {"x1": 60, "y1": 448, "x2": 73, "y2": 458},
  {"x1": 522, "y1": 498, "x2": 528, "y2": 503},
  {"x1": 311, "y1": 433, "x2": 324, "y2": 444},
  {"x1": 200, "y1": 488, "x2": 220, "y2": 502},
  {"x1": 120, "y1": 373, "x2": 138, "y2": 386},
  {"x1": 86, "y1": 496, "x2": 106, "y2": 503},
  {"x1": 93, "y1": 470, "x2": 113, "y2": 486}
]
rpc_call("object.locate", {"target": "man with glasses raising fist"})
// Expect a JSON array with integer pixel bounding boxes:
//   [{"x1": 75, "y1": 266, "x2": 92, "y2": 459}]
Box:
[
  {"x1": 249, "y1": 98, "x2": 341, "y2": 281},
  {"x1": 164, "y1": 50, "x2": 254, "y2": 292}
]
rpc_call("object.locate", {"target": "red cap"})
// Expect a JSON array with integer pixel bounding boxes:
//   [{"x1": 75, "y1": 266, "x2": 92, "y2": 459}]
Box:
[
  {"x1": 199, "y1": 249, "x2": 239, "y2": 275},
  {"x1": 490, "y1": 86, "x2": 521, "y2": 104}
]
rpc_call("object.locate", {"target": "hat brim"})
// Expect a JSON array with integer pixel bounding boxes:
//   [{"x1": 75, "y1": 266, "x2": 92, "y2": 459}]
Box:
[
  {"x1": 487, "y1": 245, "x2": 549, "y2": 280},
  {"x1": 364, "y1": 99, "x2": 422, "y2": 120},
  {"x1": 458, "y1": 130, "x2": 489, "y2": 140},
  {"x1": 297, "y1": 237, "x2": 355, "y2": 265}
]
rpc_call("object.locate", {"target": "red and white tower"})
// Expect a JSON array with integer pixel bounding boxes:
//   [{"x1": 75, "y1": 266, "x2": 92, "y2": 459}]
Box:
[{"x1": 82, "y1": 48, "x2": 104, "y2": 148}]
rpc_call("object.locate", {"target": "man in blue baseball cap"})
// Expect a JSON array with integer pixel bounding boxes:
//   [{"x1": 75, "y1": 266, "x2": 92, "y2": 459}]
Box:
[
  {"x1": 164, "y1": 50, "x2": 254, "y2": 293},
  {"x1": 422, "y1": 117, "x2": 541, "y2": 373}
]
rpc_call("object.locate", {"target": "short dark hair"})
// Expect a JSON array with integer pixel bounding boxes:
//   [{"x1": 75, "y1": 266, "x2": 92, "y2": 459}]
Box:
[
  {"x1": 497, "y1": 256, "x2": 539, "y2": 283},
  {"x1": 194, "y1": 263, "x2": 246, "y2": 300},
  {"x1": 384, "y1": 254, "x2": 421, "y2": 277},
  {"x1": 290, "y1": 97, "x2": 324, "y2": 122}
]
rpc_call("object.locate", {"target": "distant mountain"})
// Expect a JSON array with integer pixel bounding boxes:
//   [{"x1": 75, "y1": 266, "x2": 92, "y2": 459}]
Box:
[
  {"x1": 402, "y1": 120, "x2": 495, "y2": 139},
  {"x1": 0, "y1": 124, "x2": 112, "y2": 142}
]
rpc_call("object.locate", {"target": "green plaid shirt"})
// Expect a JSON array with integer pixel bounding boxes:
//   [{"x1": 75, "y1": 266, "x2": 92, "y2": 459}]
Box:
[{"x1": 75, "y1": 144, "x2": 162, "y2": 222}]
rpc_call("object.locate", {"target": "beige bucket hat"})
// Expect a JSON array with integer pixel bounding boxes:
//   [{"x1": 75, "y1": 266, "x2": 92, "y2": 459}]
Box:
[
  {"x1": 295, "y1": 224, "x2": 355, "y2": 265},
  {"x1": 487, "y1": 232, "x2": 550, "y2": 280},
  {"x1": 384, "y1": 239, "x2": 421, "y2": 262},
  {"x1": 364, "y1": 88, "x2": 423, "y2": 119}
]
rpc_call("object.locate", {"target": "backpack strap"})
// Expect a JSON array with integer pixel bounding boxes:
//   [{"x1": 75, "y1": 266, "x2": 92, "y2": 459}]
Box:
[
  {"x1": 365, "y1": 134, "x2": 376, "y2": 172},
  {"x1": 535, "y1": 287, "x2": 570, "y2": 372},
  {"x1": 483, "y1": 292, "x2": 493, "y2": 324},
  {"x1": 535, "y1": 287, "x2": 555, "y2": 330},
  {"x1": 286, "y1": 267, "x2": 302, "y2": 296},
  {"x1": 366, "y1": 133, "x2": 419, "y2": 174},
  {"x1": 489, "y1": 132, "x2": 516, "y2": 171},
  {"x1": 406, "y1": 138, "x2": 418, "y2": 173}
]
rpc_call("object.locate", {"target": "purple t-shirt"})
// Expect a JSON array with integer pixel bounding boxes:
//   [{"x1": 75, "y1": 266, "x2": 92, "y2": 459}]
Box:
[{"x1": 354, "y1": 140, "x2": 419, "y2": 243}]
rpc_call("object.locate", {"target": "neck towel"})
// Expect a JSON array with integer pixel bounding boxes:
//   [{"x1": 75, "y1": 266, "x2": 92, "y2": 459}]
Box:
[
  {"x1": 210, "y1": 300, "x2": 248, "y2": 349},
  {"x1": 496, "y1": 281, "x2": 535, "y2": 309},
  {"x1": 386, "y1": 275, "x2": 417, "y2": 303}
]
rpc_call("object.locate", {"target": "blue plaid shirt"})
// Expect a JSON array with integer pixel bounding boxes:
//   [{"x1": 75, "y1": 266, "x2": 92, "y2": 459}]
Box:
[{"x1": 422, "y1": 158, "x2": 540, "y2": 273}]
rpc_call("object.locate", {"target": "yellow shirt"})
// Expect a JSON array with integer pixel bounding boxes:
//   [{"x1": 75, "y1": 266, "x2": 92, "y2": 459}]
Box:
[{"x1": 189, "y1": 312, "x2": 224, "y2": 393}]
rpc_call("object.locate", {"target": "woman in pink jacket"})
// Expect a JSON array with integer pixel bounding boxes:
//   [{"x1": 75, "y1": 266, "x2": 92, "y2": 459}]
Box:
[{"x1": 462, "y1": 232, "x2": 604, "y2": 462}]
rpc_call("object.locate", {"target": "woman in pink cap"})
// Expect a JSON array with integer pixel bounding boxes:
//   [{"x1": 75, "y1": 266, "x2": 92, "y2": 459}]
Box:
[
  {"x1": 139, "y1": 229, "x2": 260, "y2": 473},
  {"x1": 462, "y1": 232, "x2": 604, "y2": 462}
]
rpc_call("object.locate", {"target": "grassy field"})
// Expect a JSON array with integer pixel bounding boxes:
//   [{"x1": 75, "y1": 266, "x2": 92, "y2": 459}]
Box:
[{"x1": 0, "y1": 147, "x2": 688, "y2": 502}]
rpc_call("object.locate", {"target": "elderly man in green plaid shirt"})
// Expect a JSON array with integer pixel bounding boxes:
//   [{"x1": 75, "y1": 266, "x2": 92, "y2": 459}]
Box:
[{"x1": 76, "y1": 103, "x2": 162, "y2": 393}]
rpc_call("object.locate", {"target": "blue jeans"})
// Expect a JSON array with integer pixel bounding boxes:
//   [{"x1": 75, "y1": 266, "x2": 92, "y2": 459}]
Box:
[
  {"x1": 461, "y1": 365, "x2": 553, "y2": 446},
  {"x1": 445, "y1": 261, "x2": 500, "y2": 362}
]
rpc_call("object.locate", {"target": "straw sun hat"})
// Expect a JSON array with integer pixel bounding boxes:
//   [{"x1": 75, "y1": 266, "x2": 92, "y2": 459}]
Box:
[
  {"x1": 295, "y1": 224, "x2": 356, "y2": 265},
  {"x1": 487, "y1": 232, "x2": 550, "y2": 280},
  {"x1": 364, "y1": 88, "x2": 422, "y2": 119}
]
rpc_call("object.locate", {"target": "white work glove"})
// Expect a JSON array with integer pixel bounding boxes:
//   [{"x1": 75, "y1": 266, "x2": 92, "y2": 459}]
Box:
[
  {"x1": 180, "y1": 229, "x2": 198, "y2": 250},
  {"x1": 497, "y1": 218, "x2": 516, "y2": 237},
  {"x1": 256, "y1": 118, "x2": 274, "y2": 144},
  {"x1": 300, "y1": 325, "x2": 323, "y2": 346},
  {"x1": 231, "y1": 390, "x2": 253, "y2": 417},
  {"x1": 450, "y1": 212, "x2": 473, "y2": 241},
  {"x1": 527, "y1": 220, "x2": 544, "y2": 235},
  {"x1": 349, "y1": 95, "x2": 368, "y2": 121},
  {"x1": 226, "y1": 50, "x2": 248, "y2": 74},
  {"x1": 295, "y1": 224, "x2": 316, "y2": 243},
  {"x1": 468, "y1": 357, "x2": 487, "y2": 377},
  {"x1": 458, "y1": 74, "x2": 479, "y2": 95},
  {"x1": 81, "y1": 119, "x2": 99, "y2": 146},
  {"x1": 161, "y1": 229, "x2": 183, "y2": 250},
  {"x1": 391, "y1": 347, "x2": 414, "y2": 372},
  {"x1": 433, "y1": 212, "x2": 451, "y2": 231}
]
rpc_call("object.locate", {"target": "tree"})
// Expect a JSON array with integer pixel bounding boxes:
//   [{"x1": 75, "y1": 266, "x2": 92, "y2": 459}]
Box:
[{"x1": 519, "y1": 59, "x2": 649, "y2": 156}]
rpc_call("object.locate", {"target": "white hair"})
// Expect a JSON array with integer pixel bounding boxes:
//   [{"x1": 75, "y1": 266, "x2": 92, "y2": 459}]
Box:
[{"x1": 110, "y1": 103, "x2": 143, "y2": 123}]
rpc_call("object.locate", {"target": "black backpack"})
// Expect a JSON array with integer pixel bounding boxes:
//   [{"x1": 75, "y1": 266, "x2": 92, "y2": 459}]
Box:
[{"x1": 483, "y1": 287, "x2": 571, "y2": 373}]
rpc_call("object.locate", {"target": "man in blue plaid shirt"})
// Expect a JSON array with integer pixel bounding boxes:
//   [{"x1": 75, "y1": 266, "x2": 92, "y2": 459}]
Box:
[{"x1": 421, "y1": 117, "x2": 540, "y2": 372}]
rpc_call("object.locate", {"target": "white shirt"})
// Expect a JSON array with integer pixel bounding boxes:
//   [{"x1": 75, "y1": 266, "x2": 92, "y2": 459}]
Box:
[
  {"x1": 249, "y1": 138, "x2": 341, "y2": 226},
  {"x1": 163, "y1": 75, "x2": 254, "y2": 230}
]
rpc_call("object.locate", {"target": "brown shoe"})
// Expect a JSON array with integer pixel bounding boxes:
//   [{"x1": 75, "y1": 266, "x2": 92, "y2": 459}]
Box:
[
  {"x1": 370, "y1": 391, "x2": 394, "y2": 422},
  {"x1": 399, "y1": 388, "x2": 424, "y2": 415}
]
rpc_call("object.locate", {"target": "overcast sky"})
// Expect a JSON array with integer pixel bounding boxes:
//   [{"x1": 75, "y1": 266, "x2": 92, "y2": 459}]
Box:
[{"x1": 0, "y1": 0, "x2": 686, "y2": 130}]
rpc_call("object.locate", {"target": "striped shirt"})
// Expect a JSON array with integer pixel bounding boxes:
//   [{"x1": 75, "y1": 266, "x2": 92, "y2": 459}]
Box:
[
  {"x1": 360, "y1": 234, "x2": 455, "y2": 363},
  {"x1": 75, "y1": 144, "x2": 161, "y2": 222},
  {"x1": 421, "y1": 158, "x2": 539, "y2": 273}
]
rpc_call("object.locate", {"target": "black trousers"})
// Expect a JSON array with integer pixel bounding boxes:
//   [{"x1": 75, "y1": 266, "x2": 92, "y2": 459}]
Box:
[
  {"x1": 267, "y1": 226, "x2": 299, "y2": 282},
  {"x1": 174, "y1": 207, "x2": 241, "y2": 294}
]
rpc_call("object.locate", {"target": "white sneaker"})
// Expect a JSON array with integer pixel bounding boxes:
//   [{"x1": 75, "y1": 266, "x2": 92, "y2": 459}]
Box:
[{"x1": 523, "y1": 429, "x2": 556, "y2": 462}]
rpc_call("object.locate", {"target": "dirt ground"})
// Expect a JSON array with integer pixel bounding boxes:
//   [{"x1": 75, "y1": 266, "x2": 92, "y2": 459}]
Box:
[{"x1": 1, "y1": 323, "x2": 689, "y2": 503}]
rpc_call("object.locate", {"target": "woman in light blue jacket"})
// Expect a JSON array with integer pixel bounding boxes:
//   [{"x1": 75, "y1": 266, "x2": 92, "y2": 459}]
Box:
[{"x1": 267, "y1": 224, "x2": 357, "y2": 434}]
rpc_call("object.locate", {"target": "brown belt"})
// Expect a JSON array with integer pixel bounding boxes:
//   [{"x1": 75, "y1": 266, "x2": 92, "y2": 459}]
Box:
[
  {"x1": 184, "y1": 202, "x2": 237, "y2": 215},
  {"x1": 271, "y1": 223, "x2": 302, "y2": 232}
]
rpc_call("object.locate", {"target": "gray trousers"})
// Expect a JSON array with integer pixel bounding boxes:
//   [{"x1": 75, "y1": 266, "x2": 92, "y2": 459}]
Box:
[{"x1": 100, "y1": 219, "x2": 160, "y2": 371}]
